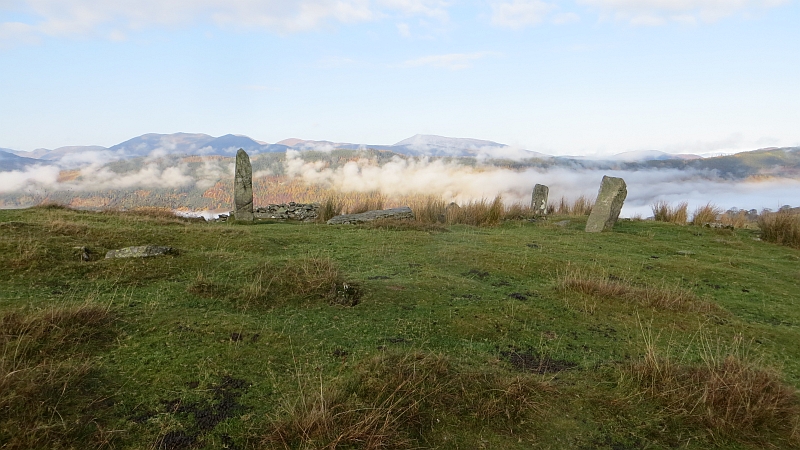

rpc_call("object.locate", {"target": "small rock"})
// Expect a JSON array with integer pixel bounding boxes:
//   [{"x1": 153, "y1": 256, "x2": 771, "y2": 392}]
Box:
[
  {"x1": 676, "y1": 250, "x2": 695, "y2": 256},
  {"x1": 105, "y1": 245, "x2": 174, "y2": 259}
]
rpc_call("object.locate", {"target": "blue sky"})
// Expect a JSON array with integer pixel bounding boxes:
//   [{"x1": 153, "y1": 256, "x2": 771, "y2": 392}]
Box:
[{"x1": 1, "y1": 0, "x2": 799, "y2": 156}]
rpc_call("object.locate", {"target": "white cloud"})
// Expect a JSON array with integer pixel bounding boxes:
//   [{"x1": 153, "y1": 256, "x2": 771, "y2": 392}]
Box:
[
  {"x1": 396, "y1": 22, "x2": 411, "y2": 36},
  {"x1": 577, "y1": 0, "x2": 790, "y2": 24},
  {"x1": 552, "y1": 12, "x2": 581, "y2": 24},
  {"x1": 0, "y1": 0, "x2": 458, "y2": 44},
  {"x1": 490, "y1": 0, "x2": 556, "y2": 29},
  {"x1": 399, "y1": 51, "x2": 497, "y2": 70}
]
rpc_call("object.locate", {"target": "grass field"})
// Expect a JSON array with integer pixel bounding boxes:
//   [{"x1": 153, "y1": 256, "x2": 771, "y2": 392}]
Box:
[{"x1": 1, "y1": 205, "x2": 799, "y2": 449}]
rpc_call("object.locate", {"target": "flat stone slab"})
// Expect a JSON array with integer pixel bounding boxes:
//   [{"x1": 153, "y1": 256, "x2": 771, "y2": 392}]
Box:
[
  {"x1": 105, "y1": 245, "x2": 174, "y2": 259},
  {"x1": 327, "y1": 207, "x2": 415, "y2": 225}
]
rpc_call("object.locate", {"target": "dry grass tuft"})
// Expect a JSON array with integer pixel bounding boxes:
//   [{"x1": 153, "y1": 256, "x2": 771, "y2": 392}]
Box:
[
  {"x1": 263, "y1": 351, "x2": 546, "y2": 449},
  {"x1": 652, "y1": 201, "x2": 688, "y2": 225},
  {"x1": 720, "y1": 209, "x2": 749, "y2": 229},
  {"x1": 549, "y1": 196, "x2": 594, "y2": 216},
  {"x1": 629, "y1": 335, "x2": 800, "y2": 442},
  {"x1": 758, "y1": 210, "x2": 800, "y2": 249},
  {"x1": 317, "y1": 195, "x2": 344, "y2": 223},
  {"x1": 0, "y1": 304, "x2": 115, "y2": 449},
  {"x1": 503, "y1": 203, "x2": 533, "y2": 221},
  {"x1": 240, "y1": 258, "x2": 360, "y2": 307},
  {"x1": 447, "y1": 196, "x2": 505, "y2": 226},
  {"x1": 408, "y1": 196, "x2": 447, "y2": 224},
  {"x1": 691, "y1": 203, "x2": 723, "y2": 226},
  {"x1": 560, "y1": 269, "x2": 712, "y2": 312},
  {"x1": 347, "y1": 192, "x2": 386, "y2": 214}
]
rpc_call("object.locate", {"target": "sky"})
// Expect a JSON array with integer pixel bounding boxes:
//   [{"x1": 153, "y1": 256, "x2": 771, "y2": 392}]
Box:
[{"x1": 1, "y1": 0, "x2": 799, "y2": 156}]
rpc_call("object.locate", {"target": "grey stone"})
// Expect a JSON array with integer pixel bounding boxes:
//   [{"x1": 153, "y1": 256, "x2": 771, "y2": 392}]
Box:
[
  {"x1": 233, "y1": 148, "x2": 254, "y2": 221},
  {"x1": 531, "y1": 184, "x2": 549, "y2": 215},
  {"x1": 553, "y1": 220, "x2": 571, "y2": 227},
  {"x1": 585, "y1": 176, "x2": 627, "y2": 232},
  {"x1": 105, "y1": 245, "x2": 174, "y2": 259},
  {"x1": 327, "y1": 207, "x2": 415, "y2": 225}
]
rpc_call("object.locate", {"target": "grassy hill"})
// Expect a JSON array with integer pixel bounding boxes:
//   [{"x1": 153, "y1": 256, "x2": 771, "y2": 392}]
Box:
[{"x1": 1, "y1": 206, "x2": 799, "y2": 449}]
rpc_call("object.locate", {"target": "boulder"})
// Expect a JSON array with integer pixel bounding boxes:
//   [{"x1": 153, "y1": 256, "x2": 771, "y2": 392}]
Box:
[
  {"x1": 105, "y1": 245, "x2": 174, "y2": 259},
  {"x1": 531, "y1": 184, "x2": 549, "y2": 215},
  {"x1": 585, "y1": 176, "x2": 627, "y2": 232},
  {"x1": 327, "y1": 207, "x2": 415, "y2": 225},
  {"x1": 233, "y1": 149, "x2": 254, "y2": 221}
]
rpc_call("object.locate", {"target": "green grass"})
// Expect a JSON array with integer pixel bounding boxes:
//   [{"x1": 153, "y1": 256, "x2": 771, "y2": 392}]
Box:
[{"x1": 1, "y1": 206, "x2": 800, "y2": 449}]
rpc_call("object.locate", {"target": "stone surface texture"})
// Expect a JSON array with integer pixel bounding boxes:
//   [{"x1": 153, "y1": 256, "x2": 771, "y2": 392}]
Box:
[
  {"x1": 105, "y1": 245, "x2": 174, "y2": 259},
  {"x1": 531, "y1": 184, "x2": 549, "y2": 215},
  {"x1": 585, "y1": 176, "x2": 627, "y2": 232},
  {"x1": 327, "y1": 207, "x2": 415, "y2": 225},
  {"x1": 233, "y1": 149, "x2": 254, "y2": 221},
  {"x1": 254, "y1": 202, "x2": 320, "y2": 222}
]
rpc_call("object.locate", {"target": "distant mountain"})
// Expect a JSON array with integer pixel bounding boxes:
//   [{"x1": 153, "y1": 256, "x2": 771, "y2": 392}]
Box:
[
  {"x1": 610, "y1": 150, "x2": 702, "y2": 162},
  {"x1": 277, "y1": 138, "x2": 363, "y2": 151},
  {"x1": 0, "y1": 149, "x2": 51, "y2": 171}
]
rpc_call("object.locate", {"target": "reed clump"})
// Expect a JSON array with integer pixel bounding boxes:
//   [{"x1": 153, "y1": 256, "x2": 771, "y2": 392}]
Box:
[
  {"x1": 263, "y1": 351, "x2": 547, "y2": 449},
  {"x1": 758, "y1": 210, "x2": 800, "y2": 249},
  {"x1": 652, "y1": 201, "x2": 688, "y2": 225}
]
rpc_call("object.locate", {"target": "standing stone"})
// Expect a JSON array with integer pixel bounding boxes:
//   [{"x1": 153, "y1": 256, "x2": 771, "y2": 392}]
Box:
[
  {"x1": 234, "y1": 149, "x2": 254, "y2": 221},
  {"x1": 531, "y1": 184, "x2": 549, "y2": 215},
  {"x1": 585, "y1": 176, "x2": 627, "y2": 232}
]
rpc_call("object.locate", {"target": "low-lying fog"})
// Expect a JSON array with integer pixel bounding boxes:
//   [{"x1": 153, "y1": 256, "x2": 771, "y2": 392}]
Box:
[{"x1": 2, "y1": 150, "x2": 798, "y2": 218}]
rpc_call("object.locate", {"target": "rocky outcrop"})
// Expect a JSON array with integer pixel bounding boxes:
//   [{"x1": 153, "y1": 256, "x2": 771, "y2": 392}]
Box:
[
  {"x1": 327, "y1": 207, "x2": 414, "y2": 225},
  {"x1": 105, "y1": 245, "x2": 175, "y2": 259},
  {"x1": 233, "y1": 149, "x2": 254, "y2": 221},
  {"x1": 585, "y1": 176, "x2": 627, "y2": 232},
  {"x1": 254, "y1": 202, "x2": 320, "y2": 222}
]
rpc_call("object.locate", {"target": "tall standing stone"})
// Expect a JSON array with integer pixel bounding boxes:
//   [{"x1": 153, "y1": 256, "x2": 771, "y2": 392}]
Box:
[
  {"x1": 234, "y1": 148, "x2": 254, "y2": 221},
  {"x1": 531, "y1": 184, "x2": 549, "y2": 216},
  {"x1": 585, "y1": 176, "x2": 627, "y2": 232}
]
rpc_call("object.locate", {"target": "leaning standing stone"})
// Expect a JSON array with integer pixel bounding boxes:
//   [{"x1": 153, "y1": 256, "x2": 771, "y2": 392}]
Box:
[
  {"x1": 234, "y1": 148, "x2": 254, "y2": 221},
  {"x1": 531, "y1": 184, "x2": 549, "y2": 215},
  {"x1": 585, "y1": 176, "x2": 627, "y2": 232}
]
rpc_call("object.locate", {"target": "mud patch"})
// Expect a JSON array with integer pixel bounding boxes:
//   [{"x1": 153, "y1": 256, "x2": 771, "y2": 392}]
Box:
[
  {"x1": 502, "y1": 350, "x2": 577, "y2": 374},
  {"x1": 148, "y1": 375, "x2": 249, "y2": 449}
]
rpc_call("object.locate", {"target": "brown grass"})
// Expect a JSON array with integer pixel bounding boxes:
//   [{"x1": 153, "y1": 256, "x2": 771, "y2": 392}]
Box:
[
  {"x1": 0, "y1": 304, "x2": 115, "y2": 449},
  {"x1": 691, "y1": 203, "x2": 723, "y2": 226},
  {"x1": 549, "y1": 196, "x2": 594, "y2": 216},
  {"x1": 347, "y1": 192, "x2": 386, "y2": 214},
  {"x1": 719, "y1": 209, "x2": 749, "y2": 229},
  {"x1": 560, "y1": 269, "x2": 712, "y2": 312},
  {"x1": 239, "y1": 258, "x2": 360, "y2": 307},
  {"x1": 408, "y1": 196, "x2": 447, "y2": 224},
  {"x1": 317, "y1": 195, "x2": 344, "y2": 223},
  {"x1": 652, "y1": 201, "x2": 688, "y2": 225},
  {"x1": 503, "y1": 203, "x2": 533, "y2": 221},
  {"x1": 758, "y1": 210, "x2": 800, "y2": 249},
  {"x1": 629, "y1": 335, "x2": 800, "y2": 442},
  {"x1": 263, "y1": 351, "x2": 546, "y2": 449}
]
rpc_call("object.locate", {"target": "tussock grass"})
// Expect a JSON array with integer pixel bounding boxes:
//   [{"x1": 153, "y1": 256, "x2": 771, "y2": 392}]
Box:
[
  {"x1": 239, "y1": 258, "x2": 360, "y2": 307},
  {"x1": 720, "y1": 209, "x2": 749, "y2": 229},
  {"x1": 408, "y1": 196, "x2": 447, "y2": 224},
  {"x1": 0, "y1": 304, "x2": 115, "y2": 449},
  {"x1": 560, "y1": 269, "x2": 712, "y2": 312},
  {"x1": 758, "y1": 210, "x2": 800, "y2": 249},
  {"x1": 263, "y1": 351, "x2": 547, "y2": 449},
  {"x1": 317, "y1": 195, "x2": 344, "y2": 223},
  {"x1": 629, "y1": 335, "x2": 800, "y2": 443},
  {"x1": 652, "y1": 201, "x2": 688, "y2": 225},
  {"x1": 503, "y1": 202, "x2": 534, "y2": 221},
  {"x1": 447, "y1": 196, "x2": 504, "y2": 226},
  {"x1": 691, "y1": 203, "x2": 723, "y2": 226},
  {"x1": 549, "y1": 196, "x2": 594, "y2": 216},
  {"x1": 347, "y1": 192, "x2": 386, "y2": 214}
]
